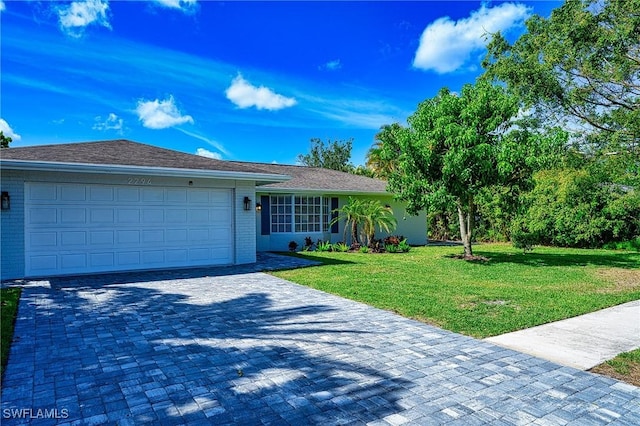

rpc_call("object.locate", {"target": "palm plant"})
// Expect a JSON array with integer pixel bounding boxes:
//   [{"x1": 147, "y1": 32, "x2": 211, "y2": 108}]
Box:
[
  {"x1": 331, "y1": 198, "x2": 397, "y2": 246},
  {"x1": 361, "y1": 200, "x2": 397, "y2": 246},
  {"x1": 330, "y1": 197, "x2": 367, "y2": 244}
]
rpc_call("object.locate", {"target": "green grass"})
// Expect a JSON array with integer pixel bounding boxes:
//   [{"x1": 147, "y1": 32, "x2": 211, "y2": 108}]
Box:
[
  {"x1": 1, "y1": 287, "x2": 21, "y2": 379},
  {"x1": 272, "y1": 243, "x2": 640, "y2": 338},
  {"x1": 591, "y1": 348, "x2": 640, "y2": 387}
]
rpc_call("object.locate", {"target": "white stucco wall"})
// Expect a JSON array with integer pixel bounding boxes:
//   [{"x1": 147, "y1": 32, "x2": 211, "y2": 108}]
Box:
[{"x1": 255, "y1": 193, "x2": 427, "y2": 251}]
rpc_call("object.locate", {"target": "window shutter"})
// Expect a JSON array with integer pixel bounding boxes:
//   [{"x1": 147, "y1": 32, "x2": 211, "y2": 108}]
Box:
[
  {"x1": 261, "y1": 195, "x2": 270, "y2": 235},
  {"x1": 330, "y1": 197, "x2": 339, "y2": 234}
]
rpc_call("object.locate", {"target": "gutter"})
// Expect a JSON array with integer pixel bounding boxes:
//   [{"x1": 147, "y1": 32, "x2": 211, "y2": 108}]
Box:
[
  {"x1": 255, "y1": 187, "x2": 390, "y2": 196},
  {"x1": 0, "y1": 159, "x2": 291, "y2": 184}
]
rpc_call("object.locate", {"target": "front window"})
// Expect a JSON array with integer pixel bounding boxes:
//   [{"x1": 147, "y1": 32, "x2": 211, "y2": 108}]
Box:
[
  {"x1": 270, "y1": 195, "x2": 292, "y2": 233},
  {"x1": 271, "y1": 195, "x2": 330, "y2": 233}
]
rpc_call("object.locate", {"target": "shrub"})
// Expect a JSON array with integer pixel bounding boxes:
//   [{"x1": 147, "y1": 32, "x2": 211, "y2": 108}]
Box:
[
  {"x1": 288, "y1": 241, "x2": 298, "y2": 252},
  {"x1": 398, "y1": 239, "x2": 411, "y2": 252},
  {"x1": 359, "y1": 245, "x2": 369, "y2": 253},
  {"x1": 332, "y1": 242, "x2": 350, "y2": 252},
  {"x1": 303, "y1": 236, "x2": 314, "y2": 250},
  {"x1": 316, "y1": 240, "x2": 332, "y2": 252}
]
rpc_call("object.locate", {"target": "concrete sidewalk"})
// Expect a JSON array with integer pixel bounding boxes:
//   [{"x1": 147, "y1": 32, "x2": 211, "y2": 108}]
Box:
[{"x1": 485, "y1": 300, "x2": 640, "y2": 370}]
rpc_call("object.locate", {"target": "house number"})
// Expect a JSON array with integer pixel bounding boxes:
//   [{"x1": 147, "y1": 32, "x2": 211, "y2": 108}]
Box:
[{"x1": 127, "y1": 177, "x2": 152, "y2": 185}]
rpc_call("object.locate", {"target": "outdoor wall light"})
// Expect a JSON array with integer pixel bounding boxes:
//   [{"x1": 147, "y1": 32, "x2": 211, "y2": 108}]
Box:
[
  {"x1": 255, "y1": 202, "x2": 262, "y2": 212},
  {"x1": 1, "y1": 191, "x2": 10, "y2": 210},
  {"x1": 243, "y1": 196, "x2": 252, "y2": 211}
]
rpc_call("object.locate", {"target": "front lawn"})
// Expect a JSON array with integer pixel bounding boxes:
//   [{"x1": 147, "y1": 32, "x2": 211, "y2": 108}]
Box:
[
  {"x1": 1, "y1": 287, "x2": 21, "y2": 379},
  {"x1": 272, "y1": 243, "x2": 640, "y2": 338},
  {"x1": 591, "y1": 349, "x2": 640, "y2": 387}
]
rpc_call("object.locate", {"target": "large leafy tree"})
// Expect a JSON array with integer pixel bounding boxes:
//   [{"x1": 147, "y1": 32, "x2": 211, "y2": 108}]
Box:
[
  {"x1": 298, "y1": 138, "x2": 354, "y2": 172},
  {"x1": 483, "y1": 0, "x2": 639, "y2": 182},
  {"x1": 382, "y1": 81, "x2": 559, "y2": 258}
]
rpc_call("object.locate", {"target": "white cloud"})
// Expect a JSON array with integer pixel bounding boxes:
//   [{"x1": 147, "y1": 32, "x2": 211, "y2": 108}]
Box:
[
  {"x1": 0, "y1": 1, "x2": 6, "y2": 13},
  {"x1": 225, "y1": 74, "x2": 297, "y2": 111},
  {"x1": 135, "y1": 96, "x2": 194, "y2": 129},
  {"x1": 154, "y1": 0, "x2": 198, "y2": 12},
  {"x1": 93, "y1": 113, "x2": 123, "y2": 133},
  {"x1": 176, "y1": 128, "x2": 229, "y2": 156},
  {"x1": 0, "y1": 118, "x2": 21, "y2": 141},
  {"x1": 319, "y1": 59, "x2": 342, "y2": 71},
  {"x1": 413, "y1": 3, "x2": 530, "y2": 73},
  {"x1": 195, "y1": 148, "x2": 222, "y2": 160},
  {"x1": 58, "y1": 0, "x2": 111, "y2": 38}
]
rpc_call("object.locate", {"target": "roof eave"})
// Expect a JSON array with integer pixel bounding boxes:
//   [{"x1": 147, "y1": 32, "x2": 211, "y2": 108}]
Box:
[
  {"x1": 0, "y1": 159, "x2": 290, "y2": 183},
  {"x1": 256, "y1": 187, "x2": 389, "y2": 196}
]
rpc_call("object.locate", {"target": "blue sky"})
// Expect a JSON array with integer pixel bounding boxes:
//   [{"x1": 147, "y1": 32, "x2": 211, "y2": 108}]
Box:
[{"x1": 0, "y1": 0, "x2": 561, "y2": 165}]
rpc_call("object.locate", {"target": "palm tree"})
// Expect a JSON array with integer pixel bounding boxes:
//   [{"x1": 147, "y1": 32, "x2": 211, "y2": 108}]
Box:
[
  {"x1": 360, "y1": 200, "x2": 397, "y2": 246},
  {"x1": 365, "y1": 123, "x2": 403, "y2": 178},
  {"x1": 331, "y1": 198, "x2": 397, "y2": 246},
  {"x1": 330, "y1": 197, "x2": 367, "y2": 244}
]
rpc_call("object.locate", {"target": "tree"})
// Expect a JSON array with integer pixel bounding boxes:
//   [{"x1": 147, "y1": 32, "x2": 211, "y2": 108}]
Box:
[
  {"x1": 330, "y1": 197, "x2": 367, "y2": 244},
  {"x1": 482, "y1": 0, "x2": 639, "y2": 179},
  {"x1": 360, "y1": 200, "x2": 397, "y2": 246},
  {"x1": 298, "y1": 138, "x2": 354, "y2": 172},
  {"x1": 366, "y1": 123, "x2": 403, "y2": 178},
  {"x1": 0, "y1": 131, "x2": 12, "y2": 148},
  {"x1": 330, "y1": 197, "x2": 397, "y2": 246},
  {"x1": 382, "y1": 81, "x2": 535, "y2": 258},
  {"x1": 513, "y1": 167, "x2": 640, "y2": 248}
]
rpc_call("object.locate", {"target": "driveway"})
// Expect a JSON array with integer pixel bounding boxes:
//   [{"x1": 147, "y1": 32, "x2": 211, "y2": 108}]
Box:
[{"x1": 2, "y1": 255, "x2": 640, "y2": 425}]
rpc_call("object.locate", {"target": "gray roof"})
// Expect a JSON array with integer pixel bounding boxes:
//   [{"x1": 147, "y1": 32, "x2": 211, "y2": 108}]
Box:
[
  {"x1": 231, "y1": 162, "x2": 388, "y2": 194},
  {"x1": 0, "y1": 140, "x2": 272, "y2": 175},
  {"x1": 1, "y1": 140, "x2": 389, "y2": 194}
]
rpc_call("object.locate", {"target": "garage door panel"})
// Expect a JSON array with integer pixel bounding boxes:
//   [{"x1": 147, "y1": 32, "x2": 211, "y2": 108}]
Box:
[
  {"x1": 61, "y1": 208, "x2": 86, "y2": 223},
  {"x1": 26, "y1": 183, "x2": 234, "y2": 276},
  {"x1": 118, "y1": 209, "x2": 140, "y2": 223},
  {"x1": 189, "y1": 190, "x2": 210, "y2": 203},
  {"x1": 61, "y1": 185, "x2": 86, "y2": 201},
  {"x1": 90, "y1": 186, "x2": 114, "y2": 201},
  {"x1": 142, "y1": 251, "x2": 165, "y2": 264},
  {"x1": 91, "y1": 209, "x2": 114, "y2": 223},
  {"x1": 143, "y1": 209, "x2": 164, "y2": 222},
  {"x1": 29, "y1": 255, "x2": 57, "y2": 271},
  {"x1": 90, "y1": 253, "x2": 114, "y2": 267},
  {"x1": 117, "y1": 230, "x2": 140, "y2": 244},
  {"x1": 61, "y1": 231, "x2": 86, "y2": 246},
  {"x1": 61, "y1": 254, "x2": 86, "y2": 269},
  {"x1": 90, "y1": 231, "x2": 114, "y2": 245},
  {"x1": 166, "y1": 229, "x2": 187, "y2": 242},
  {"x1": 166, "y1": 249, "x2": 188, "y2": 262},
  {"x1": 142, "y1": 188, "x2": 164, "y2": 202},
  {"x1": 30, "y1": 232, "x2": 57, "y2": 247},
  {"x1": 29, "y1": 208, "x2": 57, "y2": 224},
  {"x1": 117, "y1": 187, "x2": 140, "y2": 202},
  {"x1": 167, "y1": 189, "x2": 187, "y2": 202},
  {"x1": 142, "y1": 230, "x2": 164, "y2": 243},
  {"x1": 118, "y1": 252, "x2": 140, "y2": 266}
]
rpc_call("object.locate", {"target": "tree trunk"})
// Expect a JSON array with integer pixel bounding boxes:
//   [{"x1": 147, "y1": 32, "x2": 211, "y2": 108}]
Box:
[
  {"x1": 351, "y1": 221, "x2": 359, "y2": 245},
  {"x1": 457, "y1": 196, "x2": 474, "y2": 257}
]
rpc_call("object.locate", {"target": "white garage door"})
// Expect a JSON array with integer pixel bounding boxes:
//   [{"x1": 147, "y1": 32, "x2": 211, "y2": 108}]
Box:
[{"x1": 25, "y1": 182, "x2": 234, "y2": 276}]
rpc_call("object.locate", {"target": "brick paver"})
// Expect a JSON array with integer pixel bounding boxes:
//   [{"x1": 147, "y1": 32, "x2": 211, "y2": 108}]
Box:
[{"x1": 2, "y1": 254, "x2": 639, "y2": 425}]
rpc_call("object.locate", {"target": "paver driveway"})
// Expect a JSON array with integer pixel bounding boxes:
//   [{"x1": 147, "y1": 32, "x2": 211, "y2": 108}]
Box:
[{"x1": 2, "y1": 255, "x2": 639, "y2": 425}]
